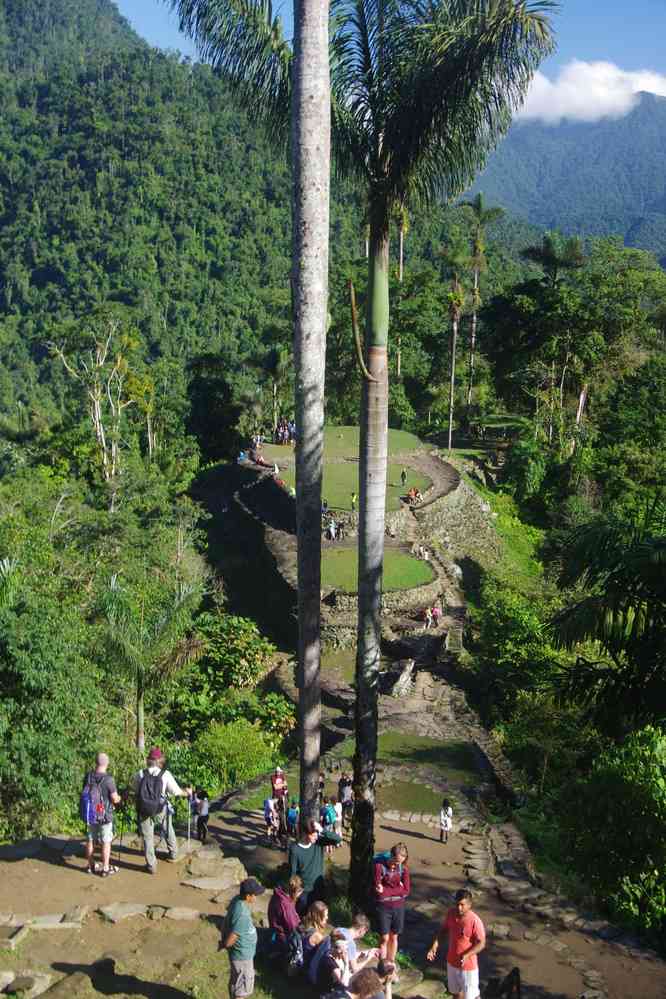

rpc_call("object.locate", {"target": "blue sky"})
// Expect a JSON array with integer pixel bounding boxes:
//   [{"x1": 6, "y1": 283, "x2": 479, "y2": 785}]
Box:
[{"x1": 115, "y1": 0, "x2": 666, "y2": 75}]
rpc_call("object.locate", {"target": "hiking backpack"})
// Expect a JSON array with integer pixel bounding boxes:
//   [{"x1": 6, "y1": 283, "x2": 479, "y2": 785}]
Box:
[
  {"x1": 287, "y1": 806, "x2": 298, "y2": 825},
  {"x1": 325, "y1": 803, "x2": 337, "y2": 826},
  {"x1": 285, "y1": 929, "x2": 304, "y2": 977},
  {"x1": 136, "y1": 768, "x2": 165, "y2": 818},
  {"x1": 374, "y1": 850, "x2": 403, "y2": 877},
  {"x1": 79, "y1": 772, "x2": 110, "y2": 826}
]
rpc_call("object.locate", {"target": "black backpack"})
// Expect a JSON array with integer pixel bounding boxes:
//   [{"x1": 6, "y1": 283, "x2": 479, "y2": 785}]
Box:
[{"x1": 136, "y1": 768, "x2": 165, "y2": 818}]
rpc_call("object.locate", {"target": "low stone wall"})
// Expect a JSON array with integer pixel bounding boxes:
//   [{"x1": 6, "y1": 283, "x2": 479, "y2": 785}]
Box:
[{"x1": 327, "y1": 571, "x2": 441, "y2": 617}]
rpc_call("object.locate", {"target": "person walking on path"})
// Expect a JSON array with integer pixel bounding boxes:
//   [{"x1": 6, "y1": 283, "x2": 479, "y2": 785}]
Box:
[
  {"x1": 224, "y1": 877, "x2": 266, "y2": 998},
  {"x1": 81, "y1": 752, "x2": 122, "y2": 877},
  {"x1": 374, "y1": 844, "x2": 411, "y2": 976},
  {"x1": 351, "y1": 491, "x2": 357, "y2": 512},
  {"x1": 196, "y1": 789, "x2": 210, "y2": 843},
  {"x1": 132, "y1": 747, "x2": 192, "y2": 875},
  {"x1": 288, "y1": 818, "x2": 341, "y2": 914},
  {"x1": 400, "y1": 468, "x2": 407, "y2": 489},
  {"x1": 440, "y1": 798, "x2": 453, "y2": 845},
  {"x1": 427, "y1": 889, "x2": 486, "y2": 999}
]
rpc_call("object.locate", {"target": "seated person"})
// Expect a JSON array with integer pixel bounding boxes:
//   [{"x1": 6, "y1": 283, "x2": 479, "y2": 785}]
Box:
[
  {"x1": 327, "y1": 969, "x2": 383, "y2": 999},
  {"x1": 317, "y1": 930, "x2": 352, "y2": 993},
  {"x1": 336, "y1": 913, "x2": 378, "y2": 973},
  {"x1": 301, "y1": 901, "x2": 329, "y2": 972},
  {"x1": 268, "y1": 875, "x2": 303, "y2": 951}
]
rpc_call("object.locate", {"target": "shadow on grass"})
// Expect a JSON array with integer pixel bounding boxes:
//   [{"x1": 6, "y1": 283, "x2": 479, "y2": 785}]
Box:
[{"x1": 52, "y1": 960, "x2": 191, "y2": 998}]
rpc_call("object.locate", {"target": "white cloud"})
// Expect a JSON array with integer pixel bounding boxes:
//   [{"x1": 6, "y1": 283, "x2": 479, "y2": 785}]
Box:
[{"x1": 517, "y1": 60, "x2": 666, "y2": 125}]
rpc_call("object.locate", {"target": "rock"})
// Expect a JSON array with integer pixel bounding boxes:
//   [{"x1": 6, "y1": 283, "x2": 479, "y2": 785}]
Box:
[
  {"x1": 62, "y1": 906, "x2": 89, "y2": 926},
  {"x1": 164, "y1": 907, "x2": 201, "y2": 921},
  {"x1": 98, "y1": 903, "x2": 147, "y2": 924},
  {"x1": 392, "y1": 967, "x2": 424, "y2": 995},
  {"x1": 41, "y1": 972, "x2": 94, "y2": 998},
  {"x1": 29, "y1": 914, "x2": 65, "y2": 929},
  {"x1": 0, "y1": 926, "x2": 29, "y2": 951},
  {"x1": 399, "y1": 980, "x2": 444, "y2": 999},
  {"x1": 488, "y1": 923, "x2": 511, "y2": 939},
  {"x1": 384, "y1": 810, "x2": 401, "y2": 822},
  {"x1": 3, "y1": 973, "x2": 52, "y2": 997},
  {"x1": 0, "y1": 917, "x2": 10, "y2": 926},
  {"x1": 147, "y1": 906, "x2": 167, "y2": 921},
  {"x1": 0, "y1": 978, "x2": 13, "y2": 994}
]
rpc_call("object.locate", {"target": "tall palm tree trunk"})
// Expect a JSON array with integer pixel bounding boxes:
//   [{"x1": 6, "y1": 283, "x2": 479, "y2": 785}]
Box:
[
  {"x1": 351, "y1": 214, "x2": 389, "y2": 910},
  {"x1": 396, "y1": 226, "x2": 404, "y2": 379},
  {"x1": 447, "y1": 317, "x2": 459, "y2": 455},
  {"x1": 466, "y1": 267, "x2": 479, "y2": 409},
  {"x1": 292, "y1": 0, "x2": 330, "y2": 820},
  {"x1": 136, "y1": 668, "x2": 145, "y2": 753}
]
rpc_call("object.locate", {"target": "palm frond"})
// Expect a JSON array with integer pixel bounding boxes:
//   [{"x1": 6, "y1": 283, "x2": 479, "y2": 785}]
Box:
[{"x1": 166, "y1": 0, "x2": 292, "y2": 142}]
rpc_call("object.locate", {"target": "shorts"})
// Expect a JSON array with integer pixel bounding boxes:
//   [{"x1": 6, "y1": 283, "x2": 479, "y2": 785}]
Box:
[
  {"x1": 87, "y1": 822, "x2": 113, "y2": 844},
  {"x1": 377, "y1": 904, "x2": 405, "y2": 936},
  {"x1": 447, "y1": 963, "x2": 480, "y2": 999},
  {"x1": 229, "y1": 958, "x2": 255, "y2": 998}
]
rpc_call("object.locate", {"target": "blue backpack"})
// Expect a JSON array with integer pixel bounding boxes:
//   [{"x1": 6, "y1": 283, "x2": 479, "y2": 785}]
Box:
[
  {"x1": 374, "y1": 850, "x2": 403, "y2": 876},
  {"x1": 287, "y1": 806, "x2": 298, "y2": 825},
  {"x1": 80, "y1": 772, "x2": 111, "y2": 825}
]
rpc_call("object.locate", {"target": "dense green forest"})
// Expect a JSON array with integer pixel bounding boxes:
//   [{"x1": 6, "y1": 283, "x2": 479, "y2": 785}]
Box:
[
  {"x1": 0, "y1": 0, "x2": 665, "y2": 952},
  {"x1": 469, "y1": 91, "x2": 666, "y2": 264}
]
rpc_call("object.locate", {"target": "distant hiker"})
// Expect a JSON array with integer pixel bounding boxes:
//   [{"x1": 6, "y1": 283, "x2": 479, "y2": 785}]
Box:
[
  {"x1": 320, "y1": 796, "x2": 337, "y2": 854},
  {"x1": 432, "y1": 604, "x2": 442, "y2": 627},
  {"x1": 440, "y1": 798, "x2": 453, "y2": 844},
  {"x1": 224, "y1": 877, "x2": 266, "y2": 998},
  {"x1": 424, "y1": 606, "x2": 433, "y2": 630},
  {"x1": 286, "y1": 798, "x2": 300, "y2": 838},
  {"x1": 132, "y1": 747, "x2": 192, "y2": 875},
  {"x1": 289, "y1": 818, "x2": 341, "y2": 914},
  {"x1": 332, "y1": 796, "x2": 343, "y2": 842},
  {"x1": 351, "y1": 491, "x2": 357, "y2": 512},
  {"x1": 268, "y1": 874, "x2": 303, "y2": 953},
  {"x1": 375, "y1": 843, "x2": 410, "y2": 976},
  {"x1": 196, "y1": 789, "x2": 210, "y2": 843},
  {"x1": 322, "y1": 499, "x2": 329, "y2": 516},
  {"x1": 340, "y1": 778, "x2": 354, "y2": 828},
  {"x1": 318, "y1": 772, "x2": 326, "y2": 801},
  {"x1": 400, "y1": 468, "x2": 407, "y2": 488},
  {"x1": 81, "y1": 751, "x2": 122, "y2": 877},
  {"x1": 337, "y1": 913, "x2": 379, "y2": 974},
  {"x1": 272, "y1": 766, "x2": 288, "y2": 800},
  {"x1": 264, "y1": 796, "x2": 278, "y2": 842},
  {"x1": 427, "y1": 889, "x2": 486, "y2": 999}
]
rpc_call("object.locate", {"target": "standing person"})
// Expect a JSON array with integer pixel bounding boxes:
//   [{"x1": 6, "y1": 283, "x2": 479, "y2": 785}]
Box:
[
  {"x1": 351, "y1": 491, "x2": 357, "y2": 512},
  {"x1": 400, "y1": 468, "x2": 407, "y2": 489},
  {"x1": 224, "y1": 877, "x2": 266, "y2": 999},
  {"x1": 271, "y1": 766, "x2": 288, "y2": 801},
  {"x1": 132, "y1": 747, "x2": 192, "y2": 875},
  {"x1": 439, "y1": 798, "x2": 453, "y2": 845},
  {"x1": 336, "y1": 913, "x2": 379, "y2": 973},
  {"x1": 196, "y1": 790, "x2": 210, "y2": 843},
  {"x1": 286, "y1": 798, "x2": 300, "y2": 839},
  {"x1": 268, "y1": 875, "x2": 303, "y2": 953},
  {"x1": 80, "y1": 752, "x2": 122, "y2": 877},
  {"x1": 263, "y1": 796, "x2": 278, "y2": 843},
  {"x1": 427, "y1": 889, "x2": 486, "y2": 999},
  {"x1": 340, "y1": 778, "x2": 354, "y2": 830},
  {"x1": 375, "y1": 844, "x2": 411, "y2": 976},
  {"x1": 288, "y1": 818, "x2": 341, "y2": 915},
  {"x1": 333, "y1": 796, "x2": 343, "y2": 844},
  {"x1": 424, "y1": 606, "x2": 433, "y2": 630}
]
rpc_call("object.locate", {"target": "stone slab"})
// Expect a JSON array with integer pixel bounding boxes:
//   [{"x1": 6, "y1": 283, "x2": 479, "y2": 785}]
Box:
[
  {"x1": 62, "y1": 906, "x2": 89, "y2": 926},
  {"x1": 0, "y1": 926, "x2": 29, "y2": 951},
  {"x1": 98, "y1": 903, "x2": 147, "y2": 924},
  {"x1": 164, "y1": 907, "x2": 201, "y2": 921}
]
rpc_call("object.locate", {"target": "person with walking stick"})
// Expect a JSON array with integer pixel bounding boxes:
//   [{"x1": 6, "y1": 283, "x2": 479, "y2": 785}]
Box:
[{"x1": 132, "y1": 747, "x2": 192, "y2": 875}]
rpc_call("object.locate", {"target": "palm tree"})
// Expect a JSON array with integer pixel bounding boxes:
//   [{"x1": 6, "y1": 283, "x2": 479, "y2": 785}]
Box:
[
  {"x1": 521, "y1": 231, "x2": 584, "y2": 289},
  {"x1": 166, "y1": 0, "x2": 557, "y2": 907},
  {"x1": 290, "y1": 0, "x2": 331, "y2": 819},
  {"x1": 393, "y1": 203, "x2": 409, "y2": 378},
  {"x1": 101, "y1": 577, "x2": 204, "y2": 751},
  {"x1": 262, "y1": 345, "x2": 292, "y2": 431},
  {"x1": 441, "y1": 236, "x2": 470, "y2": 454},
  {"x1": 551, "y1": 508, "x2": 666, "y2": 737},
  {"x1": 460, "y1": 193, "x2": 505, "y2": 409}
]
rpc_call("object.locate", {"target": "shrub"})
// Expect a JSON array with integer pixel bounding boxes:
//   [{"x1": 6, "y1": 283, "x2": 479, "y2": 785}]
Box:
[
  {"x1": 195, "y1": 612, "x2": 275, "y2": 689},
  {"x1": 195, "y1": 720, "x2": 275, "y2": 791}
]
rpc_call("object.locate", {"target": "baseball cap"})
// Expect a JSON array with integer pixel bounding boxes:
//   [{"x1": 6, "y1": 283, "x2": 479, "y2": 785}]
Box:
[
  {"x1": 240, "y1": 877, "x2": 266, "y2": 896},
  {"x1": 147, "y1": 747, "x2": 164, "y2": 761},
  {"x1": 275, "y1": 766, "x2": 284, "y2": 773}
]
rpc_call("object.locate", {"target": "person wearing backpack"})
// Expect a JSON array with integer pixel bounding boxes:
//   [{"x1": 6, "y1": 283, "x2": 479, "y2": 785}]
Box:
[
  {"x1": 132, "y1": 747, "x2": 192, "y2": 875},
  {"x1": 81, "y1": 752, "x2": 122, "y2": 877},
  {"x1": 374, "y1": 843, "x2": 410, "y2": 981}
]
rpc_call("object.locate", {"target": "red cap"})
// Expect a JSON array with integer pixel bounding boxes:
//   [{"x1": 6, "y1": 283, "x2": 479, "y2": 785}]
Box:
[{"x1": 147, "y1": 747, "x2": 164, "y2": 761}]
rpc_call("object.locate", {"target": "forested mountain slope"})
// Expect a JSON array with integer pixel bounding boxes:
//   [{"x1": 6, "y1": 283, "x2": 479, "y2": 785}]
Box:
[{"x1": 469, "y1": 92, "x2": 666, "y2": 264}]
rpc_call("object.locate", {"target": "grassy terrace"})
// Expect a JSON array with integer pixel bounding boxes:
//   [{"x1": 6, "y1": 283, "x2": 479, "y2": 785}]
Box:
[
  {"x1": 321, "y1": 548, "x2": 435, "y2": 593},
  {"x1": 260, "y1": 425, "x2": 428, "y2": 464},
  {"x1": 279, "y1": 460, "x2": 431, "y2": 512}
]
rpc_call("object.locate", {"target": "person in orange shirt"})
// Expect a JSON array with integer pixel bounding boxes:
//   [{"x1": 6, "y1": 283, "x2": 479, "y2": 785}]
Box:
[{"x1": 426, "y1": 889, "x2": 485, "y2": 999}]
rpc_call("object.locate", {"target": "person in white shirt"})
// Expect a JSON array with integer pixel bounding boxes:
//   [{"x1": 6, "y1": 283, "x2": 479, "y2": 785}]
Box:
[
  {"x1": 132, "y1": 746, "x2": 192, "y2": 874},
  {"x1": 196, "y1": 789, "x2": 210, "y2": 843},
  {"x1": 440, "y1": 798, "x2": 453, "y2": 845},
  {"x1": 333, "y1": 796, "x2": 343, "y2": 842}
]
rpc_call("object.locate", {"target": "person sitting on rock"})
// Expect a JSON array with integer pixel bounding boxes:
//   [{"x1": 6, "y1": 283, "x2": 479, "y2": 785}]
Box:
[
  {"x1": 132, "y1": 747, "x2": 192, "y2": 875},
  {"x1": 336, "y1": 913, "x2": 379, "y2": 974},
  {"x1": 268, "y1": 874, "x2": 303, "y2": 954},
  {"x1": 318, "y1": 930, "x2": 352, "y2": 993}
]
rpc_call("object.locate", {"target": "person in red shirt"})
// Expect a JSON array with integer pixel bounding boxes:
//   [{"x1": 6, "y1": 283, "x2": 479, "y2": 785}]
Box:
[
  {"x1": 271, "y1": 767, "x2": 287, "y2": 799},
  {"x1": 426, "y1": 889, "x2": 485, "y2": 999},
  {"x1": 374, "y1": 843, "x2": 410, "y2": 979}
]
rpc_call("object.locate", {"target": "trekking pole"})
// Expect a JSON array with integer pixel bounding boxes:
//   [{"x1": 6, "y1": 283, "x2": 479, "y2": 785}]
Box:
[
  {"x1": 187, "y1": 795, "x2": 191, "y2": 850},
  {"x1": 116, "y1": 805, "x2": 126, "y2": 868}
]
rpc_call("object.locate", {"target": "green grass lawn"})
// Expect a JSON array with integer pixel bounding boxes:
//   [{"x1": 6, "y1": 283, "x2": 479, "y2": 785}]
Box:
[
  {"x1": 321, "y1": 548, "x2": 435, "y2": 593},
  {"x1": 278, "y1": 461, "x2": 431, "y2": 512},
  {"x1": 259, "y1": 425, "x2": 427, "y2": 465},
  {"x1": 332, "y1": 732, "x2": 482, "y2": 786}
]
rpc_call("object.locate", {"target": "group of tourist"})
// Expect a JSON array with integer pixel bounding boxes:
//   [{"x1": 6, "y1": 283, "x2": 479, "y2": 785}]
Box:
[
  {"x1": 423, "y1": 603, "x2": 442, "y2": 630},
  {"x1": 274, "y1": 417, "x2": 296, "y2": 445},
  {"x1": 406, "y1": 486, "x2": 423, "y2": 505},
  {"x1": 81, "y1": 752, "x2": 484, "y2": 999}
]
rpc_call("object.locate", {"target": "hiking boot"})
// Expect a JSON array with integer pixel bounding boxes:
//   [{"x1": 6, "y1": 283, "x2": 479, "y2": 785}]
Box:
[
  {"x1": 145, "y1": 864, "x2": 157, "y2": 875},
  {"x1": 165, "y1": 856, "x2": 179, "y2": 864}
]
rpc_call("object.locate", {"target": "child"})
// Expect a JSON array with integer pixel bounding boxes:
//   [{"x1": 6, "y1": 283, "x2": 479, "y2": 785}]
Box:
[
  {"x1": 286, "y1": 798, "x2": 300, "y2": 839},
  {"x1": 333, "y1": 795, "x2": 343, "y2": 844},
  {"x1": 264, "y1": 796, "x2": 278, "y2": 842},
  {"x1": 440, "y1": 798, "x2": 453, "y2": 844},
  {"x1": 196, "y1": 789, "x2": 210, "y2": 843}
]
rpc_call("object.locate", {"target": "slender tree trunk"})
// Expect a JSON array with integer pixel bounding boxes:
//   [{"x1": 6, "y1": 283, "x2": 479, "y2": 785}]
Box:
[
  {"x1": 447, "y1": 316, "x2": 459, "y2": 455},
  {"x1": 351, "y1": 213, "x2": 389, "y2": 912},
  {"x1": 136, "y1": 668, "x2": 145, "y2": 752},
  {"x1": 396, "y1": 228, "x2": 403, "y2": 379},
  {"x1": 548, "y1": 360, "x2": 555, "y2": 445},
  {"x1": 291, "y1": 0, "x2": 330, "y2": 821},
  {"x1": 466, "y1": 267, "x2": 479, "y2": 409},
  {"x1": 273, "y1": 380, "x2": 278, "y2": 431},
  {"x1": 575, "y1": 383, "x2": 588, "y2": 426}
]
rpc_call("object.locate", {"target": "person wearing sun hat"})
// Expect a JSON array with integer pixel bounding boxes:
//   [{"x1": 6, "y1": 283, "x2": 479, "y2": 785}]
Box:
[
  {"x1": 223, "y1": 876, "x2": 266, "y2": 998},
  {"x1": 132, "y1": 746, "x2": 192, "y2": 874}
]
